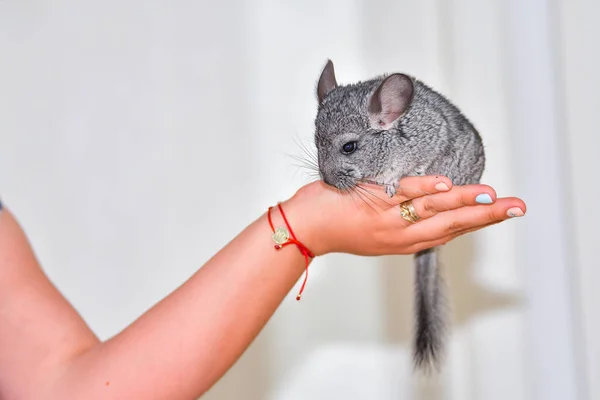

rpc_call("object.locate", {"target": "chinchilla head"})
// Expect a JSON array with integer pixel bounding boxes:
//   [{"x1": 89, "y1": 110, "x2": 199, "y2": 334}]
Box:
[{"x1": 313, "y1": 60, "x2": 417, "y2": 191}]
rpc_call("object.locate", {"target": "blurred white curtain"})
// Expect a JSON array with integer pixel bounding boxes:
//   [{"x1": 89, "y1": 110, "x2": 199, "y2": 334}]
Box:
[
  {"x1": 556, "y1": 0, "x2": 600, "y2": 398},
  {"x1": 0, "y1": 1, "x2": 595, "y2": 399}
]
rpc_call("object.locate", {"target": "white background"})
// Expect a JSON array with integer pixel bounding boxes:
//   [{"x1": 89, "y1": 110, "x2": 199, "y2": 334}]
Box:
[{"x1": 0, "y1": 1, "x2": 597, "y2": 399}]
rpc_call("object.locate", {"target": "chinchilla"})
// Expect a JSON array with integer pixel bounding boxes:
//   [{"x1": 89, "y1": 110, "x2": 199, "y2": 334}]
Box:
[{"x1": 313, "y1": 60, "x2": 485, "y2": 371}]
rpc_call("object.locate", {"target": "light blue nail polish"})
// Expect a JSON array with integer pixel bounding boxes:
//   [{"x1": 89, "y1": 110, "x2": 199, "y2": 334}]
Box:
[{"x1": 475, "y1": 194, "x2": 493, "y2": 204}]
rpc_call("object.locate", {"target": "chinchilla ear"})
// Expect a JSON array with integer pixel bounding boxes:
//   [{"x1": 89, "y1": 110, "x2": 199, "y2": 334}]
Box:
[
  {"x1": 368, "y1": 73, "x2": 414, "y2": 129},
  {"x1": 317, "y1": 60, "x2": 337, "y2": 103}
]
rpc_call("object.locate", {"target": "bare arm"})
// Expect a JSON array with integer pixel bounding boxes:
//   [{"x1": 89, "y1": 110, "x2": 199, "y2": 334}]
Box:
[
  {"x1": 52, "y1": 209, "x2": 307, "y2": 399},
  {"x1": 0, "y1": 203, "x2": 306, "y2": 400},
  {"x1": 0, "y1": 207, "x2": 100, "y2": 399},
  {"x1": 0, "y1": 178, "x2": 526, "y2": 400}
]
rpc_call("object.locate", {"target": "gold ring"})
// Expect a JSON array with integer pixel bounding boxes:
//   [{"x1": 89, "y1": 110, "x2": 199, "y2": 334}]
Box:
[{"x1": 399, "y1": 200, "x2": 421, "y2": 223}]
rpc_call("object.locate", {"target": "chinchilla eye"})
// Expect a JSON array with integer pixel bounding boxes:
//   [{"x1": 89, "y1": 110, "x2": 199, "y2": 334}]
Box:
[{"x1": 341, "y1": 141, "x2": 357, "y2": 154}]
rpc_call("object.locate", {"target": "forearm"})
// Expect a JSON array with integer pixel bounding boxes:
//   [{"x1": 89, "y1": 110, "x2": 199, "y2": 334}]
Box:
[{"x1": 52, "y1": 203, "x2": 309, "y2": 400}]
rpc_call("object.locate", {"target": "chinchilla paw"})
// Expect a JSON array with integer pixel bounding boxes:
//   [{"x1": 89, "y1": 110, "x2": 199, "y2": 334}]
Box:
[{"x1": 385, "y1": 184, "x2": 397, "y2": 198}]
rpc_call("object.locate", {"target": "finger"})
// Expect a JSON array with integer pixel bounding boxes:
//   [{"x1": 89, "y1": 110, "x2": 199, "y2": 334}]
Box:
[
  {"x1": 403, "y1": 197, "x2": 526, "y2": 245},
  {"x1": 394, "y1": 175, "x2": 453, "y2": 201},
  {"x1": 393, "y1": 184, "x2": 498, "y2": 221},
  {"x1": 402, "y1": 220, "x2": 502, "y2": 254}
]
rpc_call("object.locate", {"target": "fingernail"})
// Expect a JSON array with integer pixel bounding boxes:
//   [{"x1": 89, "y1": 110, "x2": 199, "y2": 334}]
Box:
[
  {"x1": 475, "y1": 193, "x2": 493, "y2": 204},
  {"x1": 435, "y1": 182, "x2": 450, "y2": 191},
  {"x1": 507, "y1": 207, "x2": 524, "y2": 218}
]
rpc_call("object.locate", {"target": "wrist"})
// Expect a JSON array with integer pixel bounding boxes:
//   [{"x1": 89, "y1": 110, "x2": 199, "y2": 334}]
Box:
[{"x1": 278, "y1": 182, "x2": 331, "y2": 257}]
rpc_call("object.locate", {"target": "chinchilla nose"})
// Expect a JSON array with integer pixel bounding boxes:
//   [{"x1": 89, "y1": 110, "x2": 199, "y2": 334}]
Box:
[
  {"x1": 317, "y1": 157, "x2": 339, "y2": 187},
  {"x1": 319, "y1": 168, "x2": 335, "y2": 187}
]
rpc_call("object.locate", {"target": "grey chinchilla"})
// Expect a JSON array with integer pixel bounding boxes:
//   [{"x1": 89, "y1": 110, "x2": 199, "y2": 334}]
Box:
[{"x1": 312, "y1": 60, "x2": 485, "y2": 371}]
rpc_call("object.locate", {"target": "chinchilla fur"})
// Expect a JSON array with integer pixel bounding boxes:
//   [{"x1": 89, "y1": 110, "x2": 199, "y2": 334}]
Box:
[{"x1": 313, "y1": 60, "x2": 485, "y2": 371}]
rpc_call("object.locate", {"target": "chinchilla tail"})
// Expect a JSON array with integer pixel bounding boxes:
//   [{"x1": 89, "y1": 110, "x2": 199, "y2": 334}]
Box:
[{"x1": 413, "y1": 247, "x2": 447, "y2": 372}]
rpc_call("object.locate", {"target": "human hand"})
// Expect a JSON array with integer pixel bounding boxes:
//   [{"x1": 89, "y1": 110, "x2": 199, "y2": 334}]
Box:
[{"x1": 281, "y1": 176, "x2": 526, "y2": 257}]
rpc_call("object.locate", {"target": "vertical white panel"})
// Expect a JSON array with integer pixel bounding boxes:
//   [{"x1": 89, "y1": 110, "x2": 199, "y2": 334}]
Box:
[
  {"x1": 555, "y1": 1, "x2": 600, "y2": 399},
  {"x1": 502, "y1": 0, "x2": 582, "y2": 399}
]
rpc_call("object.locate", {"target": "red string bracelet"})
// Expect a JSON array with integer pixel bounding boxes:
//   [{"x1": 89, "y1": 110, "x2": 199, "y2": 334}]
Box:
[{"x1": 267, "y1": 203, "x2": 315, "y2": 300}]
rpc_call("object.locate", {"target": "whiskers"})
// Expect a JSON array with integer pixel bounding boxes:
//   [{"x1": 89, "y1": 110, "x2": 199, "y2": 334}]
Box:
[
  {"x1": 356, "y1": 178, "x2": 452, "y2": 213},
  {"x1": 286, "y1": 136, "x2": 320, "y2": 182},
  {"x1": 338, "y1": 173, "x2": 392, "y2": 212},
  {"x1": 351, "y1": 185, "x2": 389, "y2": 212}
]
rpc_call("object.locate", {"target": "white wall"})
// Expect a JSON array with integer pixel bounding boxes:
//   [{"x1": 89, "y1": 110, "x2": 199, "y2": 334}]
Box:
[
  {"x1": 0, "y1": 1, "x2": 594, "y2": 399},
  {"x1": 556, "y1": 0, "x2": 600, "y2": 398}
]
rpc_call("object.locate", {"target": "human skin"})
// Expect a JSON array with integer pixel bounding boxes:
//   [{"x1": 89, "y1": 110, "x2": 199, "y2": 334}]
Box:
[{"x1": 0, "y1": 176, "x2": 526, "y2": 400}]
